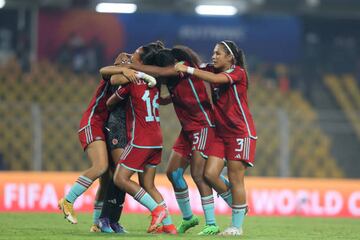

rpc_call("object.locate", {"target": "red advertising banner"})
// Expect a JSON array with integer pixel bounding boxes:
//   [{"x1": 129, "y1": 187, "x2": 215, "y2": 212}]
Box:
[{"x1": 0, "y1": 172, "x2": 359, "y2": 217}]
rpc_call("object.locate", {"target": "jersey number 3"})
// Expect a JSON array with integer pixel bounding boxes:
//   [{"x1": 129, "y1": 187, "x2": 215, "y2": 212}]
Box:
[{"x1": 142, "y1": 90, "x2": 160, "y2": 122}]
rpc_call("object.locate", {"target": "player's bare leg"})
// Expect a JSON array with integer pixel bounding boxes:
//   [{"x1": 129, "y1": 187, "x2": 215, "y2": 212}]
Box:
[
  {"x1": 98, "y1": 148, "x2": 128, "y2": 233},
  {"x1": 166, "y1": 151, "x2": 199, "y2": 233},
  {"x1": 219, "y1": 161, "x2": 247, "y2": 236},
  {"x1": 59, "y1": 140, "x2": 109, "y2": 224},
  {"x1": 113, "y1": 164, "x2": 166, "y2": 233},
  {"x1": 139, "y1": 166, "x2": 177, "y2": 234},
  {"x1": 191, "y1": 151, "x2": 219, "y2": 235},
  {"x1": 90, "y1": 172, "x2": 109, "y2": 232}
]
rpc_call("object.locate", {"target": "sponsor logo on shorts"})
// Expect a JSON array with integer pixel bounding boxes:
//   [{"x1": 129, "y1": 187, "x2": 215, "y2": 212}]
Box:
[
  {"x1": 95, "y1": 136, "x2": 102, "y2": 140},
  {"x1": 235, "y1": 154, "x2": 242, "y2": 159},
  {"x1": 112, "y1": 138, "x2": 118, "y2": 145}
]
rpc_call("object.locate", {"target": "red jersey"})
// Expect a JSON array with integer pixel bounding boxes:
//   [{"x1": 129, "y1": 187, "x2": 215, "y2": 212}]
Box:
[
  {"x1": 116, "y1": 81, "x2": 162, "y2": 148},
  {"x1": 202, "y1": 64, "x2": 257, "y2": 139},
  {"x1": 79, "y1": 79, "x2": 111, "y2": 130},
  {"x1": 167, "y1": 63, "x2": 215, "y2": 131}
]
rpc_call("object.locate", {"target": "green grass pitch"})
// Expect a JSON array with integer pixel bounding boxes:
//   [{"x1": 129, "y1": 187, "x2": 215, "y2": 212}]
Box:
[{"x1": 0, "y1": 213, "x2": 359, "y2": 240}]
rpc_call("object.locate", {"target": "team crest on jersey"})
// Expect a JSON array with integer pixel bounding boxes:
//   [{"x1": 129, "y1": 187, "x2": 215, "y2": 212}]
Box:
[{"x1": 112, "y1": 138, "x2": 118, "y2": 145}]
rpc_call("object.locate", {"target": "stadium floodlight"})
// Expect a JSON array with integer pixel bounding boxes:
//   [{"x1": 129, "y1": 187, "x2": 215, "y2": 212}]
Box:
[
  {"x1": 0, "y1": 0, "x2": 5, "y2": 9},
  {"x1": 195, "y1": 5, "x2": 238, "y2": 16},
  {"x1": 96, "y1": 3, "x2": 137, "y2": 14}
]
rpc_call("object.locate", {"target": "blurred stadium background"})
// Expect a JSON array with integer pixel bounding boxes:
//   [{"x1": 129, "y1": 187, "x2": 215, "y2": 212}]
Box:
[
  {"x1": 1, "y1": 0, "x2": 359, "y2": 178},
  {"x1": 0, "y1": 0, "x2": 360, "y2": 222}
]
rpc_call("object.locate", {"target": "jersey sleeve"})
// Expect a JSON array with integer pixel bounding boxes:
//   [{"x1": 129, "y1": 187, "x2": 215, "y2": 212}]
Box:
[
  {"x1": 115, "y1": 84, "x2": 130, "y2": 100},
  {"x1": 199, "y1": 63, "x2": 214, "y2": 72},
  {"x1": 221, "y1": 66, "x2": 246, "y2": 85},
  {"x1": 177, "y1": 61, "x2": 191, "y2": 79}
]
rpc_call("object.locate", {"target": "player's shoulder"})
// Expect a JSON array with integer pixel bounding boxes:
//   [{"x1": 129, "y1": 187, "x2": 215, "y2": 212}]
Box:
[
  {"x1": 199, "y1": 63, "x2": 214, "y2": 71},
  {"x1": 224, "y1": 65, "x2": 246, "y2": 80}
]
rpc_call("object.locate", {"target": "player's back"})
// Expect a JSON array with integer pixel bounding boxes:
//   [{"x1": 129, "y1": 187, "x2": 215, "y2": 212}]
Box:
[
  {"x1": 116, "y1": 81, "x2": 162, "y2": 148},
  {"x1": 79, "y1": 79, "x2": 111, "y2": 128},
  {"x1": 168, "y1": 73, "x2": 215, "y2": 131}
]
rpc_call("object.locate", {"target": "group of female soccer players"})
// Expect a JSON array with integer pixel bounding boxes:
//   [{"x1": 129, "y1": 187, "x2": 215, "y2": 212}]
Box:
[{"x1": 58, "y1": 39, "x2": 257, "y2": 236}]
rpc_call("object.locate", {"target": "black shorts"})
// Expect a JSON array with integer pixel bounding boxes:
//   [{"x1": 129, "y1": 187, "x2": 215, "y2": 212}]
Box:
[{"x1": 105, "y1": 105, "x2": 127, "y2": 151}]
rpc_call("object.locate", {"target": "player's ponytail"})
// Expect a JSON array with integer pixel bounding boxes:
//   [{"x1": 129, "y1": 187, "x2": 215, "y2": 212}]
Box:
[
  {"x1": 141, "y1": 40, "x2": 165, "y2": 65},
  {"x1": 172, "y1": 45, "x2": 201, "y2": 68},
  {"x1": 220, "y1": 40, "x2": 250, "y2": 88},
  {"x1": 153, "y1": 49, "x2": 178, "y2": 86}
]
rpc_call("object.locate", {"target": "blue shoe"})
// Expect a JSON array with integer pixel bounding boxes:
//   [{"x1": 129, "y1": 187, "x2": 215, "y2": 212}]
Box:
[
  {"x1": 110, "y1": 222, "x2": 128, "y2": 234},
  {"x1": 98, "y1": 218, "x2": 114, "y2": 233}
]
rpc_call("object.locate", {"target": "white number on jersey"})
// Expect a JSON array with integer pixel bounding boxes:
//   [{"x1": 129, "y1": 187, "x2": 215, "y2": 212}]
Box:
[
  {"x1": 142, "y1": 90, "x2": 160, "y2": 122},
  {"x1": 235, "y1": 138, "x2": 244, "y2": 152}
]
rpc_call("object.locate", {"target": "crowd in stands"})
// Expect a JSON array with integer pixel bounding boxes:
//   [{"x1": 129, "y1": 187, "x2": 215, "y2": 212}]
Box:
[{"x1": 56, "y1": 33, "x2": 105, "y2": 73}]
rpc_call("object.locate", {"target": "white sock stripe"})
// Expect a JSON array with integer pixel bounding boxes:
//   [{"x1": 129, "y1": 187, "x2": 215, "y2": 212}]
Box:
[
  {"x1": 134, "y1": 188, "x2": 146, "y2": 200},
  {"x1": 175, "y1": 189, "x2": 189, "y2": 195},
  {"x1": 175, "y1": 192, "x2": 189, "y2": 198},
  {"x1": 201, "y1": 195, "x2": 214, "y2": 201},
  {"x1": 76, "y1": 178, "x2": 92, "y2": 188},
  {"x1": 159, "y1": 201, "x2": 167, "y2": 208},
  {"x1": 201, "y1": 195, "x2": 214, "y2": 204},
  {"x1": 220, "y1": 190, "x2": 231, "y2": 198},
  {"x1": 79, "y1": 176, "x2": 93, "y2": 184},
  {"x1": 232, "y1": 204, "x2": 248, "y2": 209}
]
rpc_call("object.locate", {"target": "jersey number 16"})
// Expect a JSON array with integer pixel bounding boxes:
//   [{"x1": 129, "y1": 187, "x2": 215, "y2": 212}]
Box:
[{"x1": 142, "y1": 90, "x2": 160, "y2": 122}]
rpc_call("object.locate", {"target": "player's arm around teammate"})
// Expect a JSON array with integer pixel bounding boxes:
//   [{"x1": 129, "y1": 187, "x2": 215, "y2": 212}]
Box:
[
  {"x1": 94, "y1": 52, "x2": 132, "y2": 234},
  {"x1": 175, "y1": 40, "x2": 257, "y2": 236},
  {"x1": 128, "y1": 47, "x2": 224, "y2": 235},
  {"x1": 109, "y1": 42, "x2": 177, "y2": 235},
  {"x1": 58, "y1": 53, "x2": 139, "y2": 226}
]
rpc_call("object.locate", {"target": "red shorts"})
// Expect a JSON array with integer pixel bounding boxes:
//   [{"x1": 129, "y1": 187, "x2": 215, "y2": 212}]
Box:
[
  {"x1": 78, "y1": 124, "x2": 106, "y2": 150},
  {"x1": 118, "y1": 144, "x2": 162, "y2": 172},
  {"x1": 172, "y1": 127, "x2": 216, "y2": 159},
  {"x1": 207, "y1": 136, "x2": 257, "y2": 167},
  {"x1": 172, "y1": 131, "x2": 192, "y2": 159}
]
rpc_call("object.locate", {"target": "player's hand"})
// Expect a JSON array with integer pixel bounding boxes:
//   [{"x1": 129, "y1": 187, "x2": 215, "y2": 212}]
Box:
[
  {"x1": 136, "y1": 72, "x2": 157, "y2": 87},
  {"x1": 122, "y1": 68, "x2": 139, "y2": 83},
  {"x1": 114, "y1": 52, "x2": 131, "y2": 66},
  {"x1": 174, "y1": 62, "x2": 187, "y2": 73}
]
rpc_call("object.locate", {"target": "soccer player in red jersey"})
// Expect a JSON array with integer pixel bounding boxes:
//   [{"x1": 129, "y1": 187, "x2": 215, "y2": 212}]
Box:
[
  {"x1": 175, "y1": 40, "x2": 257, "y2": 236},
  {"x1": 58, "y1": 56, "x2": 137, "y2": 225},
  {"x1": 106, "y1": 42, "x2": 177, "y2": 234},
  {"x1": 127, "y1": 47, "x2": 222, "y2": 235},
  {"x1": 95, "y1": 52, "x2": 132, "y2": 234}
]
